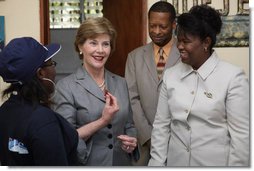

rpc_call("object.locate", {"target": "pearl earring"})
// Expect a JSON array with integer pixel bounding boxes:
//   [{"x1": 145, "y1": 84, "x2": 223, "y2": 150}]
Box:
[{"x1": 79, "y1": 51, "x2": 82, "y2": 55}]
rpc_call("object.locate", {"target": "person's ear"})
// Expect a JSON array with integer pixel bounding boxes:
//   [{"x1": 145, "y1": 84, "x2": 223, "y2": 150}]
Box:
[
  {"x1": 203, "y1": 37, "x2": 212, "y2": 51},
  {"x1": 78, "y1": 45, "x2": 83, "y2": 54},
  {"x1": 36, "y1": 68, "x2": 46, "y2": 80},
  {"x1": 172, "y1": 20, "x2": 177, "y2": 30}
]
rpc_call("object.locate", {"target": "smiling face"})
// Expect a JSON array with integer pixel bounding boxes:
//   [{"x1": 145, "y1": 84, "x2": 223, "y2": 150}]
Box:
[
  {"x1": 177, "y1": 31, "x2": 209, "y2": 70},
  {"x1": 148, "y1": 11, "x2": 176, "y2": 47},
  {"x1": 79, "y1": 33, "x2": 111, "y2": 72}
]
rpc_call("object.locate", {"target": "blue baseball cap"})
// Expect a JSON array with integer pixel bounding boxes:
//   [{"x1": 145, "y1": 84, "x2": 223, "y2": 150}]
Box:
[{"x1": 0, "y1": 37, "x2": 61, "y2": 84}]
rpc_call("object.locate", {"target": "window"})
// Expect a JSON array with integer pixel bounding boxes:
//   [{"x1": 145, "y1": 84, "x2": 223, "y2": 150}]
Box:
[{"x1": 49, "y1": 0, "x2": 103, "y2": 29}]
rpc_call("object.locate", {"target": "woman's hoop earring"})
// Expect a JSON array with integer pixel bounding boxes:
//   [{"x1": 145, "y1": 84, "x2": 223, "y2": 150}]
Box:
[{"x1": 42, "y1": 78, "x2": 56, "y2": 100}]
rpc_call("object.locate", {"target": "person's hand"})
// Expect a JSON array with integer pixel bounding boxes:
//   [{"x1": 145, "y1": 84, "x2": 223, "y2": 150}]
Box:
[
  {"x1": 101, "y1": 90, "x2": 119, "y2": 124},
  {"x1": 117, "y1": 135, "x2": 137, "y2": 153}
]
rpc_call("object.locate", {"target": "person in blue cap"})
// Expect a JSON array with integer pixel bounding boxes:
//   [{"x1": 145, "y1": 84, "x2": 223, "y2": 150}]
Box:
[{"x1": 0, "y1": 37, "x2": 78, "y2": 166}]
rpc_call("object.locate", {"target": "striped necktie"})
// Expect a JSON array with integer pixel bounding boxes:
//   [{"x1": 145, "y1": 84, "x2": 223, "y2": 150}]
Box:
[{"x1": 157, "y1": 47, "x2": 166, "y2": 79}]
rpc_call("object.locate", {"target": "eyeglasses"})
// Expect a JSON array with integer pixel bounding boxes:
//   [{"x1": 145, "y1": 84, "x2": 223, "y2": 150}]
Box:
[{"x1": 41, "y1": 61, "x2": 57, "y2": 68}]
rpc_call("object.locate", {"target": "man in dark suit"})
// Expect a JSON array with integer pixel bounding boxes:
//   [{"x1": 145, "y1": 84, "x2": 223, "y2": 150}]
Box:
[{"x1": 125, "y1": 1, "x2": 180, "y2": 166}]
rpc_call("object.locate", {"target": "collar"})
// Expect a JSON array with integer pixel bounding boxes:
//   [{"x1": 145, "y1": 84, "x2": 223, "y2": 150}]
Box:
[
  {"x1": 75, "y1": 66, "x2": 116, "y2": 102},
  {"x1": 181, "y1": 51, "x2": 220, "y2": 80},
  {"x1": 153, "y1": 37, "x2": 175, "y2": 56}
]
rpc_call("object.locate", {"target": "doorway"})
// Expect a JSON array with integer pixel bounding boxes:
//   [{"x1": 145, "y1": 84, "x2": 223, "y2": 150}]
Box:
[{"x1": 40, "y1": 0, "x2": 147, "y2": 79}]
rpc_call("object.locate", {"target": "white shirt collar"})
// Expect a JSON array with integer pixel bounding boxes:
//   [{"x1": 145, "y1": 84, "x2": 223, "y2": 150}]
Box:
[{"x1": 180, "y1": 51, "x2": 220, "y2": 80}]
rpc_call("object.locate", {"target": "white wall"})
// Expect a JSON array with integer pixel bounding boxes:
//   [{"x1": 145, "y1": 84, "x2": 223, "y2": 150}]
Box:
[
  {"x1": 0, "y1": 0, "x2": 40, "y2": 105},
  {"x1": 0, "y1": 0, "x2": 40, "y2": 42},
  {"x1": 148, "y1": 0, "x2": 249, "y2": 77}
]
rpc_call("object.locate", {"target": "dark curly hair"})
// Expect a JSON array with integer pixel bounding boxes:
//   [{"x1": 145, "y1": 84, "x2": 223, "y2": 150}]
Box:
[{"x1": 177, "y1": 5, "x2": 222, "y2": 49}]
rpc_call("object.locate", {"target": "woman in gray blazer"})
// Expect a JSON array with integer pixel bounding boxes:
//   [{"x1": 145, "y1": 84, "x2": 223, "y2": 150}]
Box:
[
  {"x1": 149, "y1": 5, "x2": 249, "y2": 166},
  {"x1": 53, "y1": 17, "x2": 138, "y2": 166}
]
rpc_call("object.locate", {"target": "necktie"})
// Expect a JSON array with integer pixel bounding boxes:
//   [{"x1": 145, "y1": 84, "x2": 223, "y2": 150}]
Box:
[{"x1": 157, "y1": 47, "x2": 166, "y2": 79}]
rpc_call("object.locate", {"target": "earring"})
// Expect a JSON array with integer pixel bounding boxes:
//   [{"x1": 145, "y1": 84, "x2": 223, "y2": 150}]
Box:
[
  {"x1": 204, "y1": 47, "x2": 208, "y2": 52},
  {"x1": 79, "y1": 51, "x2": 83, "y2": 55}
]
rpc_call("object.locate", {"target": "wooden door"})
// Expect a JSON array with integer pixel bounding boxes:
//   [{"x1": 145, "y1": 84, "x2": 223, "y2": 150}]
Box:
[
  {"x1": 40, "y1": 0, "x2": 147, "y2": 77},
  {"x1": 103, "y1": 0, "x2": 147, "y2": 77}
]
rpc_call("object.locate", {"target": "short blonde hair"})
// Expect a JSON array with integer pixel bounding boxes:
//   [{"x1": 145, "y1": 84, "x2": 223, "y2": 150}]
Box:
[{"x1": 74, "y1": 17, "x2": 117, "y2": 59}]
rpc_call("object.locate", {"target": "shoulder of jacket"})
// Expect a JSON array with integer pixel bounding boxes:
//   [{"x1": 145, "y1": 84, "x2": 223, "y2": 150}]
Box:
[
  {"x1": 128, "y1": 43, "x2": 152, "y2": 56},
  {"x1": 107, "y1": 70, "x2": 125, "y2": 82},
  {"x1": 217, "y1": 60, "x2": 245, "y2": 77}
]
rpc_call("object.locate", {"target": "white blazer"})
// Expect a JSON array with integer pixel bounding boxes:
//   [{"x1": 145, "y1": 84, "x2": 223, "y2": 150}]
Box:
[{"x1": 149, "y1": 52, "x2": 249, "y2": 166}]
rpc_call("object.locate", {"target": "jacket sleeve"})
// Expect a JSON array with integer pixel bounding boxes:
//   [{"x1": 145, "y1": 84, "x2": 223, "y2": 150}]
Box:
[
  {"x1": 122, "y1": 79, "x2": 140, "y2": 161},
  {"x1": 53, "y1": 79, "x2": 77, "y2": 126},
  {"x1": 148, "y1": 79, "x2": 171, "y2": 166},
  {"x1": 125, "y1": 52, "x2": 152, "y2": 145},
  {"x1": 226, "y1": 70, "x2": 249, "y2": 166},
  {"x1": 52, "y1": 79, "x2": 92, "y2": 165}
]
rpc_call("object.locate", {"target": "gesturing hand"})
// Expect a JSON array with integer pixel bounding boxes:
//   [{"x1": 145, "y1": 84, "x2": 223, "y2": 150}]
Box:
[
  {"x1": 117, "y1": 135, "x2": 137, "y2": 153},
  {"x1": 101, "y1": 90, "x2": 119, "y2": 124}
]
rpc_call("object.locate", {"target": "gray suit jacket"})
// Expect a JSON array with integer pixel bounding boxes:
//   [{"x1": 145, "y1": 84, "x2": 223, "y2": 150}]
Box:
[
  {"x1": 53, "y1": 66, "x2": 137, "y2": 166},
  {"x1": 125, "y1": 39, "x2": 180, "y2": 145}
]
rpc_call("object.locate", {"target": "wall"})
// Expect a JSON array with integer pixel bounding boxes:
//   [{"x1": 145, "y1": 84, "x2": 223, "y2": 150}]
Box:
[
  {"x1": 0, "y1": 0, "x2": 250, "y2": 105},
  {"x1": 148, "y1": 0, "x2": 249, "y2": 77},
  {"x1": 0, "y1": 0, "x2": 40, "y2": 42},
  {"x1": 0, "y1": 0, "x2": 40, "y2": 105}
]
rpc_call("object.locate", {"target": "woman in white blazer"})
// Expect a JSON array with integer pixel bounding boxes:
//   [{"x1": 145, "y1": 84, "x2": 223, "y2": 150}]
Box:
[
  {"x1": 53, "y1": 17, "x2": 138, "y2": 166},
  {"x1": 148, "y1": 5, "x2": 249, "y2": 166}
]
